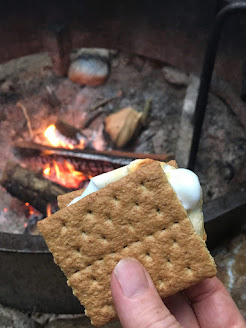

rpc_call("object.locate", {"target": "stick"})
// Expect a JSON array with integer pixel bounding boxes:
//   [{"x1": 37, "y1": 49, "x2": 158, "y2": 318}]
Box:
[
  {"x1": 14, "y1": 140, "x2": 174, "y2": 162},
  {"x1": 90, "y1": 91, "x2": 122, "y2": 112},
  {"x1": 81, "y1": 107, "x2": 104, "y2": 129},
  {"x1": 141, "y1": 98, "x2": 152, "y2": 125},
  {"x1": 16, "y1": 102, "x2": 33, "y2": 140}
]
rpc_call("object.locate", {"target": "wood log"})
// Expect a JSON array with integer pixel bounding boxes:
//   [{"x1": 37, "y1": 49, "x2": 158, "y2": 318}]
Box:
[{"x1": 1, "y1": 161, "x2": 69, "y2": 215}]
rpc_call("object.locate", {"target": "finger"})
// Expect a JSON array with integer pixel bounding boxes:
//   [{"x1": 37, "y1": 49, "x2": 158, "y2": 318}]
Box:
[
  {"x1": 111, "y1": 258, "x2": 183, "y2": 328},
  {"x1": 164, "y1": 293, "x2": 199, "y2": 328},
  {"x1": 185, "y1": 276, "x2": 246, "y2": 328}
]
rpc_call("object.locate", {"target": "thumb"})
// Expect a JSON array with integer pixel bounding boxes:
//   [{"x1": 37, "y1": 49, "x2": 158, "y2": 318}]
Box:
[{"x1": 111, "y1": 258, "x2": 183, "y2": 328}]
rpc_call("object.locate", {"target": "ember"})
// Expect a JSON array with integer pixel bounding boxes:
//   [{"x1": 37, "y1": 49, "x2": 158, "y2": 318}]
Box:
[
  {"x1": 24, "y1": 202, "x2": 37, "y2": 217},
  {"x1": 43, "y1": 160, "x2": 88, "y2": 189}
]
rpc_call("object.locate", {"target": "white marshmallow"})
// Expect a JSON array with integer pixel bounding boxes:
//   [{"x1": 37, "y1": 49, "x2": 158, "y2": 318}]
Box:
[
  {"x1": 165, "y1": 168, "x2": 201, "y2": 210},
  {"x1": 92, "y1": 165, "x2": 129, "y2": 189},
  {"x1": 69, "y1": 180, "x2": 99, "y2": 205}
]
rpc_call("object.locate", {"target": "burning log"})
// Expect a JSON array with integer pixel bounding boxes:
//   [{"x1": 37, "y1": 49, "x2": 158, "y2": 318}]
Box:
[{"x1": 1, "y1": 161, "x2": 69, "y2": 215}]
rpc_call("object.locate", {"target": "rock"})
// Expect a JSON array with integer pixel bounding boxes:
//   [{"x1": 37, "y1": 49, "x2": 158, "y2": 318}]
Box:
[
  {"x1": 0, "y1": 80, "x2": 14, "y2": 93},
  {"x1": 0, "y1": 304, "x2": 35, "y2": 328},
  {"x1": 162, "y1": 66, "x2": 190, "y2": 86},
  {"x1": 213, "y1": 233, "x2": 246, "y2": 319},
  {"x1": 68, "y1": 49, "x2": 110, "y2": 86},
  {"x1": 152, "y1": 129, "x2": 166, "y2": 154},
  {"x1": 104, "y1": 107, "x2": 143, "y2": 147}
]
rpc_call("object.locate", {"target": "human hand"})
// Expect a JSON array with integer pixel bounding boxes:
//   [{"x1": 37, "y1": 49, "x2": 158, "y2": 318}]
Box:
[{"x1": 111, "y1": 258, "x2": 246, "y2": 328}]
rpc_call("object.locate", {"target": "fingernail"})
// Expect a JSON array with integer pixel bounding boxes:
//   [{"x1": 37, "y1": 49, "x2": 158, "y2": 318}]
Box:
[{"x1": 113, "y1": 258, "x2": 149, "y2": 297}]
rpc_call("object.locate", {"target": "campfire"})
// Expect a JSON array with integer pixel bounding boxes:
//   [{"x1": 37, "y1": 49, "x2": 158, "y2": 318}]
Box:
[
  {"x1": 42, "y1": 124, "x2": 89, "y2": 189},
  {"x1": 0, "y1": 1, "x2": 245, "y2": 322},
  {"x1": 0, "y1": 47, "x2": 245, "y2": 237}
]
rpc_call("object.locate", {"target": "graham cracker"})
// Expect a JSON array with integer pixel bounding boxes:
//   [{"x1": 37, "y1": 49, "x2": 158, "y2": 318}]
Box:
[
  {"x1": 58, "y1": 189, "x2": 84, "y2": 209},
  {"x1": 57, "y1": 160, "x2": 178, "y2": 209},
  {"x1": 38, "y1": 161, "x2": 216, "y2": 327}
]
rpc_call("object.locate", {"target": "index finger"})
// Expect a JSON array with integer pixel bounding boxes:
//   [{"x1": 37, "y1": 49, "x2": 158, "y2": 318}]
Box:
[{"x1": 184, "y1": 276, "x2": 246, "y2": 328}]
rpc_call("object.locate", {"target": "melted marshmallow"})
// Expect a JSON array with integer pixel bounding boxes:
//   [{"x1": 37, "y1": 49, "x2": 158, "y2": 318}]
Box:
[{"x1": 165, "y1": 168, "x2": 201, "y2": 210}]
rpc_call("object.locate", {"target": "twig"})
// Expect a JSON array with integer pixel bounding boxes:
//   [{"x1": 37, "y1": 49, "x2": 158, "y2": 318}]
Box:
[
  {"x1": 16, "y1": 102, "x2": 33, "y2": 140},
  {"x1": 90, "y1": 91, "x2": 122, "y2": 112},
  {"x1": 81, "y1": 107, "x2": 104, "y2": 129},
  {"x1": 141, "y1": 98, "x2": 152, "y2": 125}
]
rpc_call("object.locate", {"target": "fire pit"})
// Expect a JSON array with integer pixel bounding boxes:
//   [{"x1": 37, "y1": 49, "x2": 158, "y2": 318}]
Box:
[{"x1": 0, "y1": 0, "x2": 246, "y2": 322}]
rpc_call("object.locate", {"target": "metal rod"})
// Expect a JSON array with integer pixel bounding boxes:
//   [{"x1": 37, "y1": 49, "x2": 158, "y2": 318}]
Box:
[{"x1": 188, "y1": 2, "x2": 246, "y2": 170}]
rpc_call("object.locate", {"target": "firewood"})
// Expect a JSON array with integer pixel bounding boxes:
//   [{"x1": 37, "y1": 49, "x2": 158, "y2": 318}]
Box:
[
  {"x1": 1, "y1": 161, "x2": 69, "y2": 215},
  {"x1": 104, "y1": 99, "x2": 152, "y2": 147},
  {"x1": 105, "y1": 107, "x2": 143, "y2": 147}
]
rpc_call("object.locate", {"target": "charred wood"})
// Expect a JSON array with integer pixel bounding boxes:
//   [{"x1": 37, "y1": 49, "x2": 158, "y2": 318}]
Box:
[
  {"x1": 55, "y1": 118, "x2": 86, "y2": 144},
  {"x1": 1, "y1": 161, "x2": 69, "y2": 215}
]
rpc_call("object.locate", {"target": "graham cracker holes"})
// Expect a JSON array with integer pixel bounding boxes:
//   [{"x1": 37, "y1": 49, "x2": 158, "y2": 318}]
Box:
[
  {"x1": 145, "y1": 252, "x2": 152, "y2": 260},
  {"x1": 166, "y1": 258, "x2": 172, "y2": 265},
  {"x1": 101, "y1": 234, "x2": 107, "y2": 241},
  {"x1": 156, "y1": 207, "x2": 161, "y2": 214},
  {"x1": 173, "y1": 238, "x2": 178, "y2": 245},
  {"x1": 91, "y1": 276, "x2": 97, "y2": 283},
  {"x1": 106, "y1": 215, "x2": 113, "y2": 224},
  {"x1": 140, "y1": 181, "x2": 147, "y2": 190}
]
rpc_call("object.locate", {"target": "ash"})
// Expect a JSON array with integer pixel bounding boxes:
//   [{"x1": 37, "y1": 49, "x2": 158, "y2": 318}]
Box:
[{"x1": 0, "y1": 50, "x2": 245, "y2": 233}]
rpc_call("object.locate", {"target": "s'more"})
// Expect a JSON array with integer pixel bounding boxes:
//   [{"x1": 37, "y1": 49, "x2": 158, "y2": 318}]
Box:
[{"x1": 38, "y1": 159, "x2": 216, "y2": 327}]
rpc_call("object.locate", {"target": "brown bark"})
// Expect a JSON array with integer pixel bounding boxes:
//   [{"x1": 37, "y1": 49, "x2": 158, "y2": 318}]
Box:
[{"x1": 1, "y1": 161, "x2": 68, "y2": 215}]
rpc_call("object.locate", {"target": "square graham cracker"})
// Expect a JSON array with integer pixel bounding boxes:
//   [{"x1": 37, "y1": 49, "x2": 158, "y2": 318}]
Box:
[{"x1": 38, "y1": 161, "x2": 216, "y2": 327}]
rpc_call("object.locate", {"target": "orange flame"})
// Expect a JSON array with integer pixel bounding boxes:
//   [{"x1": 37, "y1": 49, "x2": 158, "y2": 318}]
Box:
[
  {"x1": 46, "y1": 203, "x2": 52, "y2": 217},
  {"x1": 43, "y1": 160, "x2": 87, "y2": 189},
  {"x1": 44, "y1": 124, "x2": 85, "y2": 149}
]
